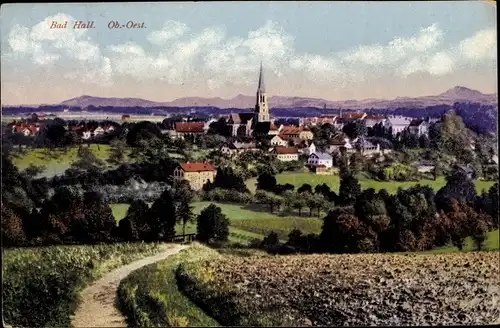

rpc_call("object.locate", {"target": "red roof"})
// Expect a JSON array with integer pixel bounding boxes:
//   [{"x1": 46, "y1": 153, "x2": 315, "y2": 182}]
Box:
[
  {"x1": 280, "y1": 126, "x2": 303, "y2": 135},
  {"x1": 179, "y1": 162, "x2": 216, "y2": 172},
  {"x1": 275, "y1": 147, "x2": 298, "y2": 155},
  {"x1": 13, "y1": 123, "x2": 39, "y2": 135},
  {"x1": 270, "y1": 122, "x2": 278, "y2": 130},
  {"x1": 342, "y1": 113, "x2": 365, "y2": 119},
  {"x1": 175, "y1": 122, "x2": 205, "y2": 133}
]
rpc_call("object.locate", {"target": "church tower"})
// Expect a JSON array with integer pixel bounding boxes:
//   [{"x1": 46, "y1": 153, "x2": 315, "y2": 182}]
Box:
[{"x1": 254, "y1": 62, "x2": 270, "y2": 123}]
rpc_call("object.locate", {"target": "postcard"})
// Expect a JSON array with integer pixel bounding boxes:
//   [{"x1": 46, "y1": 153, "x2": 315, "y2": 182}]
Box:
[{"x1": 1, "y1": 2, "x2": 498, "y2": 328}]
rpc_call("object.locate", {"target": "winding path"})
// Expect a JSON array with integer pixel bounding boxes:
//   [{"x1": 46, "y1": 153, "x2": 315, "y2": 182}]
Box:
[{"x1": 71, "y1": 244, "x2": 188, "y2": 328}]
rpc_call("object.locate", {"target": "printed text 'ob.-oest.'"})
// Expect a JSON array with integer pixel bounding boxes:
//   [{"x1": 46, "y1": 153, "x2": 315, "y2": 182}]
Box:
[{"x1": 49, "y1": 20, "x2": 146, "y2": 29}]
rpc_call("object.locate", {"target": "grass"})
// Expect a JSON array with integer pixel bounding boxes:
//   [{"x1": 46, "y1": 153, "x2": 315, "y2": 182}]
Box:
[
  {"x1": 117, "y1": 244, "x2": 221, "y2": 327},
  {"x1": 246, "y1": 172, "x2": 496, "y2": 195},
  {"x1": 110, "y1": 202, "x2": 316, "y2": 244},
  {"x1": 10, "y1": 145, "x2": 134, "y2": 172},
  {"x1": 2, "y1": 242, "x2": 166, "y2": 328},
  {"x1": 429, "y1": 229, "x2": 499, "y2": 253}
]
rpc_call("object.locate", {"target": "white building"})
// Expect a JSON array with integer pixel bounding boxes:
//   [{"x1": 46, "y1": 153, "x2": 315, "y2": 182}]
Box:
[
  {"x1": 308, "y1": 152, "x2": 333, "y2": 168},
  {"x1": 384, "y1": 116, "x2": 412, "y2": 136},
  {"x1": 270, "y1": 135, "x2": 288, "y2": 147},
  {"x1": 273, "y1": 147, "x2": 299, "y2": 162}
]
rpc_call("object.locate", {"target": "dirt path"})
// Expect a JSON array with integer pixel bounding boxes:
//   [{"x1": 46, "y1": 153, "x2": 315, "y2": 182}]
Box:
[{"x1": 71, "y1": 244, "x2": 188, "y2": 328}]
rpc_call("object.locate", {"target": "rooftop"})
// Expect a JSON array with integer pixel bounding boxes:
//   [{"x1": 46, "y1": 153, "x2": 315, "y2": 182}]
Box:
[
  {"x1": 274, "y1": 146, "x2": 298, "y2": 155},
  {"x1": 175, "y1": 122, "x2": 205, "y2": 133},
  {"x1": 179, "y1": 162, "x2": 216, "y2": 172}
]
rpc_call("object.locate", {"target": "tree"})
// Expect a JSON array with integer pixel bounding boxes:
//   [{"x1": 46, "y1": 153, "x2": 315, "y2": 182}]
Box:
[
  {"x1": 292, "y1": 196, "x2": 306, "y2": 216},
  {"x1": 122, "y1": 199, "x2": 151, "y2": 240},
  {"x1": 339, "y1": 174, "x2": 362, "y2": 205},
  {"x1": 1, "y1": 206, "x2": 26, "y2": 246},
  {"x1": 261, "y1": 231, "x2": 280, "y2": 249},
  {"x1": 256, "y1": 172, "x2": 277, "y2": 192},
  {"x1": 297, "y1": 183, "x2": 313, "y2": 194},
  {"x1": 177, "y1": 200, "x2": 194, "y2": 237},
  {"x1": 435, "y1": 169, "x2": 477, "y2": 212},
  {"x1": 150, "y1": 189, "x2": 177, "y2": 240},
  {"x1": 108, "y1": 138, "x2": 127, "y2": 166},
  {"x1": 343, "y1": 121, "x2": 367, "y2": 140},
  {"x1": 196, "y1": 204, "x2": 230, "y2": 243}
]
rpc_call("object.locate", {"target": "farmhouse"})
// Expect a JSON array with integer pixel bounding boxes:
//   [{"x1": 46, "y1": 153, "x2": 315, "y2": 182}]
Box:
[
  {"x1": 356, "y1": 138, "x2": 381, "y2": 158},
  {"x1": 297, "y1": 141, "x2": 316, "y2": 155},
  {"x1": 220, "y1": 142, "x2": 258, "y2": 156},
  {"x1": 93, "y1": 126, "x2": 105, "y2": 136},
  {"x1": 12, "y1": 123, "x2": 40, "y2": 136},
  {"x1": 408, "y1": 119, "x2": 430, "y2": 137},
  {"x1": 364, "y1": 115, "x2": 386, "y2": 128},
  {"x1": 270, "y1": 135, "x2": 288, "y2": 147},
  {"x1": 272, "y1": 147, "x2": 299, "y2": 162},
  {"x1": 175, "y1": 122, "x2": 205, "y2": 139},
  {"x1": 173, "y1": 162, "x2": 217, "y2": 191},
  {"x1": 384, "y1": 116, "x2": 412, "y2": 136},
  {"x1": 328, "y1": 136, "x2": 353, "y2": 154},
  {"x1": 308, "y1": 152, "x2": 333, "y2": 168}
]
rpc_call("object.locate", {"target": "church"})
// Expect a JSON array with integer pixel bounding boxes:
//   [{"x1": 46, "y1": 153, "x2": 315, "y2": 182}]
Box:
[{"x1": 227, "y1": 63, "x2": 274, "y2": 137}]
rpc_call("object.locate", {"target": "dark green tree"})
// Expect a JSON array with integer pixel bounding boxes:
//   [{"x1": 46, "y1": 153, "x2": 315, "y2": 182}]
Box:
[
  {"x1": 150, "y1": 189, "x2": 177, "y2": 240},
  {"x1": 196, "y1": 204, "x2": 229, "y2": 243}
]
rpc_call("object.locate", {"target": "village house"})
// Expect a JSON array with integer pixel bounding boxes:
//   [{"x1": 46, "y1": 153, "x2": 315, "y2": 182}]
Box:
[
  {"x1": 364, "y1": 115, "x2": 387, "y2": 128},
  {"x1": 93, "y1": 126, "x2": 105, "y2": 136},
  {"x1": 356, "y1": 138, "x2": 381, "y2": 158},
  {"x1": 12, "y1": 123, "x2": 40, "y2": 136},
  {"x1": 328, "y1": 136, "x2": 353, "y2": 154},
  {"x1": 270, "y1": 135, "x2": 288, "y2": 147},
  {"x1": 174, "y1": 122, "x2": 205, "y2": 139},
  {"x1": 272, "y1": 147, "x2": 299, "y2": 162},
  {"x1": 268, "y1": 122, "x2": 280, "y2": 136},
  {"x1": 383, "y1": 116, "x2": 412, "y2": 136},
  {"x1": 408, "y1": 119, "x2": 430, "y2": 137},
  {"x1": 220, "y1": 142, "x2": 258, "y2": 156},
  {"x1": 173, "y1": 162, "x2": 217, "y2": 191},
  {"x1": 308, "y1": 152, "x2": 333, "y2": 168},
  {"x1": 300, "y1": 116, "x2": 337, "y2": 127},
  {"x1": 278, "y1": 125, "x2": 314, "y2": 142},
  {"x1": 297, "y1": 142, "x2": 316, "y2": 156}
]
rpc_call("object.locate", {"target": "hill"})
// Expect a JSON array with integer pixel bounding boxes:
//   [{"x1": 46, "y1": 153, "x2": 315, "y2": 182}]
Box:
[{"x1": 53, "y1": 86, "x2": 497, "y2": 109}]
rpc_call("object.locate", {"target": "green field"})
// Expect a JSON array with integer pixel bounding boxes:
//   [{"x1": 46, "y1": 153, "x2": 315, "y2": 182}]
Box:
[
  {"x1": 246, "y1": 172, "x2": 495, "y2": 194},
  {"x1": 111, "y1": 202, "x2": 317, "y2": 243},
  {"x1": 429, "y1": 229, "x2": 499, "y2": 253}
]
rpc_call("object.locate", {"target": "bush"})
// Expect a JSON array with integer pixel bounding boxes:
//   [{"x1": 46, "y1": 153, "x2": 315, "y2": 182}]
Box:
[{"x1": 3, "y1": 243, "x2": 163, "y2": 327}]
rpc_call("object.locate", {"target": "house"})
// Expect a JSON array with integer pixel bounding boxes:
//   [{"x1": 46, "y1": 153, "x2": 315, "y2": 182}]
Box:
[
  {"x1": 272, "y1": 147, "x2": 299, "y2": 162},
  {"x1": 413, "y1": 160, "x2": 435, "y2": 173},
  {"x1": 12, "y1": 123, "x2": 39, "y2": 136},
  {"x1": 308, "y1": 152, "x2": 333, "y2": 168},
  {"x1": 328, "y1": 136, "x2": 353, "y2": 153},
  {"x1": 300, "y1": 116, "x2": 337, "y2": 127},
  {"x1": 384, "y1": 116, "x2": 412, "y2": 136},
  {"x1": 355, "y1": 138, "x2": 381, "y2": 158},
  {"x1": 174, "y1": 122, "x2": 205, "y2": 139},
  {"x1": 220, "y1": 142, "x2": 258, "y2": 156},
  {"x1": 408, "y1": 119, "x2": 430, "y2": 137},
  {"x1": 364, "y1": 116, "x2": 386, "y2": 128},
  {"x1": 173, "y1": 162, "x2": 217, "y2": 191},
  {"x1": 268, "y1": 122, "x2": 280, "y2": 136},
  {"x1": 82, "y1": 130, "x2": 92, "y2": 139},
  {"x1": 270, "y1": 135, "x2": 288, "y2": 147},
  {"x1": 93, "y1": 126, "x2": 105, "y2": 136},
  {"x1": 298, "y1": 142, "x2": 316, "y2": 156}
]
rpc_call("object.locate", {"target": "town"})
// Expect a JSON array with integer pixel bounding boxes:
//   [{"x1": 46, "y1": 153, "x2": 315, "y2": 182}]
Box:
[{"x1": 2, "y1": 2, "x2": 498, "y2": 327}]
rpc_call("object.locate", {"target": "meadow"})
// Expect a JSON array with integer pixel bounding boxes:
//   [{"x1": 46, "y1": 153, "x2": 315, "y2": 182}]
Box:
[
  {"x1": 2, "y1": 242, "x2": 166, "y2": 328},
  {"x1": 177, "y1": 248, "x2": 500, "y2": 326},
  {"x1": 117, "y1": 244, "x2": 221, "y2": 327},
  {"x1": 245, "y1": 172, "x2": 496, "y2": 194}
]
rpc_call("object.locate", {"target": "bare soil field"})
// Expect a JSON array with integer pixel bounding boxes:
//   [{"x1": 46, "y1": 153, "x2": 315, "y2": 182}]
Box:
[{"x1": 178, "y1": 251, "x2": 500, "y2": 326}]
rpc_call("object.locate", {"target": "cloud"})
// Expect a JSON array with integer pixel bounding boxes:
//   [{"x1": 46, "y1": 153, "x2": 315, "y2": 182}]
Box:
[
  {"x1": 6, "y1": 13, "x2": 112, "y2": 85},
  {"x1": 4, "y1": 15, "x2": 496, "y2": 91},
  {"x1": 459, "y1": 28, "x2": 496, "y2": 61}
]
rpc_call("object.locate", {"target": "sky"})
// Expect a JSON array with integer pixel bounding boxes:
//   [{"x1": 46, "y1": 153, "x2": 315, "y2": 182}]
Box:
[{"x1": 0, "y1": 1, "x2": 497, "y2": 105}]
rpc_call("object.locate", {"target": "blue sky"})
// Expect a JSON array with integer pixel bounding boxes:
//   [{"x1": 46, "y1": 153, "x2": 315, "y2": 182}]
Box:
[{"x1": 1, "y1": 1, "x2": 497, "y2": 105}]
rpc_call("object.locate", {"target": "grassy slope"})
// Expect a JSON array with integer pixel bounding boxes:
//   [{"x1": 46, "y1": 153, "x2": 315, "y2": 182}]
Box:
[
  {"x1": 429, "y1": 229, "x2": 499, "y2": 253},
  {"x1": 246, "y1": 172, "x2": 495, "y2": 194},
  {"x1": 2, "y1": 242, "x2": 166, "y2": 328},
  {"x1": 10, "y1": 145, "x2": 135, "y2": 171},
  {"x1": 117, "y1": 244, "x2": 221, "y2": 327}
]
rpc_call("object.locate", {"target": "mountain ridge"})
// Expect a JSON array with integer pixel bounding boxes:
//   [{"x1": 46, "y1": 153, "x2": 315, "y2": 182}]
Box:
[{"x1": 4, "y1": 86, "x2": 497, "y2": 109}]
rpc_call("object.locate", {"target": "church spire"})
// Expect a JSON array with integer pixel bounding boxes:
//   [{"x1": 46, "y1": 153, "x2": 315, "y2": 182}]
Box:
[{"x1": 257, "y1": 62, "x2": 266, "y2": 93}]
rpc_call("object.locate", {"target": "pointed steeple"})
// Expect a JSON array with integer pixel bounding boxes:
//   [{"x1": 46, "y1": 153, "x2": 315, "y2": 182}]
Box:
[{"x1": 257, "y1": 62, "x2": 266, "y2": 93}]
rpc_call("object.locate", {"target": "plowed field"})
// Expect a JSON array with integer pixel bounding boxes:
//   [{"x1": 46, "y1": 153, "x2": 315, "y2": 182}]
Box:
[{"x1": 180, "y1": 252, "x2": 500, "y2": 326}]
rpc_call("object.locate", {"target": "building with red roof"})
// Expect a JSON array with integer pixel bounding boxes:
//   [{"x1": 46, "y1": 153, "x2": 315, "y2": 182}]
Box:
[
  {"x1": 272, "y1": 146, "x2": 299, "y2": 162},
  {"x1": 173, "y1": 162, "x2": 217, "y2": 191}
]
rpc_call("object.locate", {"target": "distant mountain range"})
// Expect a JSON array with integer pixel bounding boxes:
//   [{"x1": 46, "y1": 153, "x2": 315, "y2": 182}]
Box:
[{"x1": 55, "y1": 86, "x2": 496, "y2": 110}]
